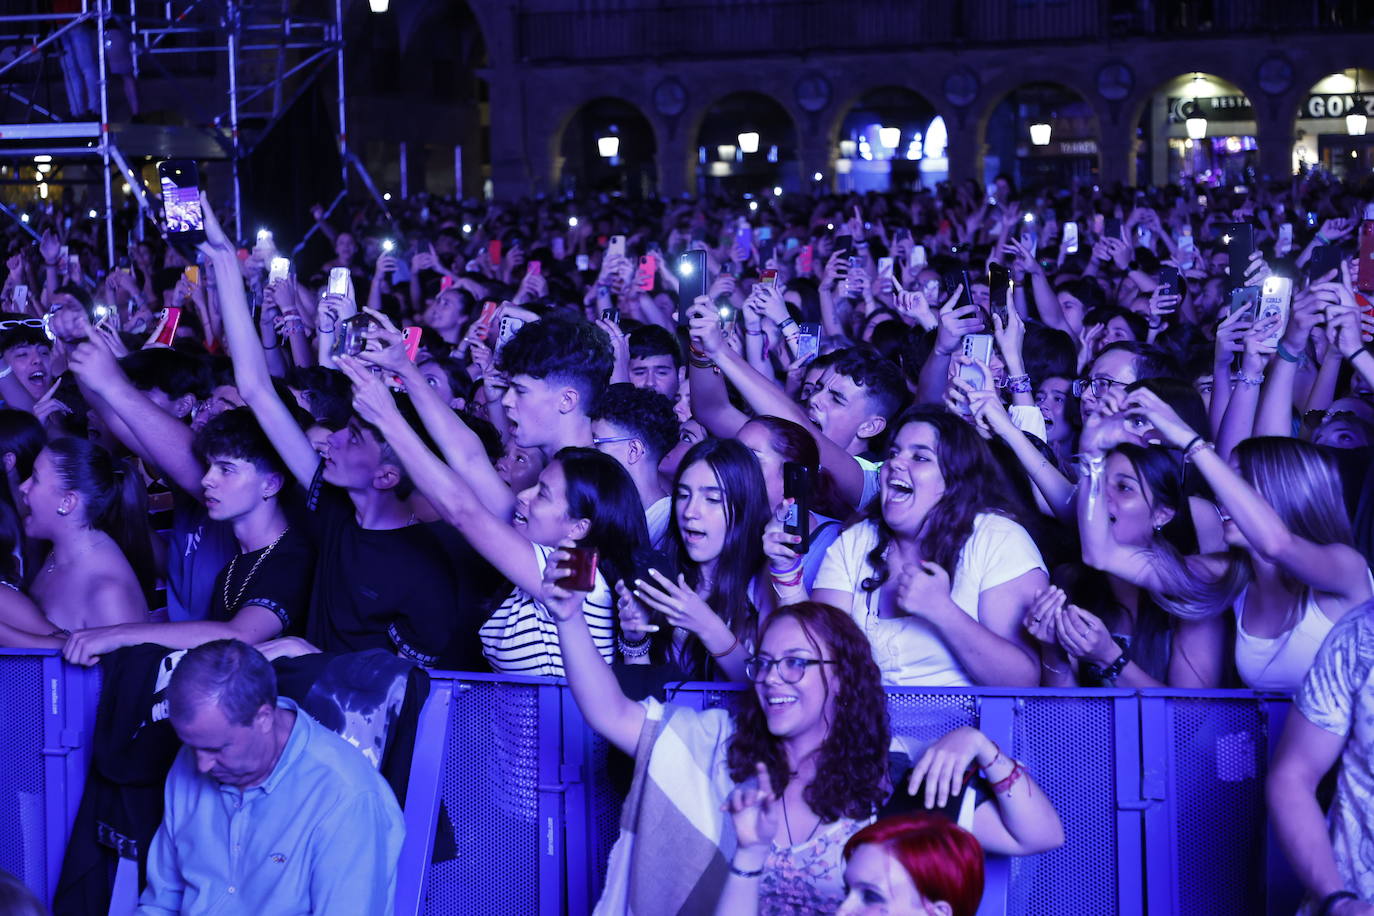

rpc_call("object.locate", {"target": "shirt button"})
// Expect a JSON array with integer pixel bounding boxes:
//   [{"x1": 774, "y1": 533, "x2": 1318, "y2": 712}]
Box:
[{"x1": 228, "y1": 887, "x2": 236, "y2": 895}]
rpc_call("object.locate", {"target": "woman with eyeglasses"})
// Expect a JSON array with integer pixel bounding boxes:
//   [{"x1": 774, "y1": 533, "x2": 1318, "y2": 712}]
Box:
[
  {"x1": 541, "y1": 575, "x2": 1061, "y2": 916},
  {"x1": 1125, "y1": 390, "x2": 1371, "y2": 692}
]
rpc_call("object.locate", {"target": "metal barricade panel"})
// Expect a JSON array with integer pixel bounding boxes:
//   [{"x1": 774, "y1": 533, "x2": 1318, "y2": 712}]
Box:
[
  {"x1": 1167, "y1": 696, "x2": 1268, "y2": 916},
  {"x1": 1011, "y1": 696, "x2": 1120, "y2": 916},
  {"x1": 424, "y1": 680, "x2": 545, "y2": 916},
  {"x1": 0, "y1": 654, "x2": 49, "y2": 900}
]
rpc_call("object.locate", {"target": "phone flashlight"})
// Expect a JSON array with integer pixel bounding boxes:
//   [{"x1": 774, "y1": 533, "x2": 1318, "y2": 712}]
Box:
[
  {"x1": 568, "y1": 217, "x2": 578, "y2": 228},
  {"x1": 462, "y1": 223, "x2": 472, "y2": 234},
  {"x1": 680, "y1": 260, "x2": 695, "y2": 276},
  {"x1": 93, "y1": 303, "x2": 110, "y2": 321},
  {"x1": 1023, "y1": 212, "x2": 1035, "y2": 223},
  {"x1": 256, "y1": 228, "x2": 270, "y2": 243},
  {"x1": 749, "y1": 201, "x2": 758, "y2": 212},
  {"x1": 382, "y1": 239, "x2": 395, "y2": 253}
]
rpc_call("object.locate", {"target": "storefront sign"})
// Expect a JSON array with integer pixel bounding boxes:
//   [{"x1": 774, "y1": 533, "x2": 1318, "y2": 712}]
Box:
[{"x1": 1169, "y1": 93, "x2": 1374, "y2": 123}]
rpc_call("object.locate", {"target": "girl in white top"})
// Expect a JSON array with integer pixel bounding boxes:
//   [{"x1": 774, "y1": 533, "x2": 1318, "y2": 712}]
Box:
[
  {"x1": 799, "y1": 407, "x2": 1048, "y2": 687},
  {"x1": 1127, "y1": 392, "x2": 1372, "y2": 693}
]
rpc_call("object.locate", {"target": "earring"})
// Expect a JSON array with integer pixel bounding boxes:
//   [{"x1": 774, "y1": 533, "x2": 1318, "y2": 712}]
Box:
[{"x1": 56, "y1": 507, "x2": 68, "y2": 516}]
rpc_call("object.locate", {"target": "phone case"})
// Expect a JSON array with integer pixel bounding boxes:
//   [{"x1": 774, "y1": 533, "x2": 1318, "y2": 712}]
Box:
[
  {"x1": 1358, "y1": 222, "x2": 1374, "y2": 293},
  {"x1": 472, "y1": 301, "x2": 500, "y2": 340},
  {"x1": 401, "y1": 326, "x2": 422, "y2": 362},
  {"x1": 146, "y1": 306, "x2": 182, "y2": 348}
]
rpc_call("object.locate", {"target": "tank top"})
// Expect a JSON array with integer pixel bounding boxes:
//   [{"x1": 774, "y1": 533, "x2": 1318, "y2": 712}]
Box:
[{"x1": 1234, "y1": 585, "x2": 1338, "y2": 693}]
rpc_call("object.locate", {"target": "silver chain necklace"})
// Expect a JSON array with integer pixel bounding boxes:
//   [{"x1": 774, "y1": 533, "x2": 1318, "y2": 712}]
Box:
[{"x1": 222, "y1": 527, "x2": 288, "y2": 611}]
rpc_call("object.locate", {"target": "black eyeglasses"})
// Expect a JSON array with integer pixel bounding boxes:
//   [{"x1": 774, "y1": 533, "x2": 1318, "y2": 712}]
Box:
[{"x1": 743, "y1": 655, "x2": 836, "y2": 684}]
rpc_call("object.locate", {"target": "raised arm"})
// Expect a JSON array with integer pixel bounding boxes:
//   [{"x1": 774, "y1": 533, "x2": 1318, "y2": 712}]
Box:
[
  {"x1": 68, "y1": 339, "x2": 206, "y2": 495},
  {"x1": 199, "y1": 194, "x2": 320, "y2": 486},
  {"x1": 340, "y1": 358, "x2": 543, "y2": 593}
]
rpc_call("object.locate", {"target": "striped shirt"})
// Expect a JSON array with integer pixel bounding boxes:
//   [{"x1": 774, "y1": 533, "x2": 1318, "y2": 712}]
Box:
[{"x1": 479, "y1": 542, "x2": 615, "y2": 676}]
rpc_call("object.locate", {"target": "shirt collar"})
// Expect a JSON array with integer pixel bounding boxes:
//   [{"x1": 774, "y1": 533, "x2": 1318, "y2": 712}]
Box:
[{"x1": 222, "y1": 697, "x2": 307, "y2": 797}]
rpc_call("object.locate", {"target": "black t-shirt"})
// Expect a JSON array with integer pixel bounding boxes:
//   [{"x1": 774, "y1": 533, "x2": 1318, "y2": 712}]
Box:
[
  {"x1": 207, "y1": 526, "x2": 315, "y2": 636},
  {"x1": 300, "y1": 462, "x2": 477, "y2": 666}
]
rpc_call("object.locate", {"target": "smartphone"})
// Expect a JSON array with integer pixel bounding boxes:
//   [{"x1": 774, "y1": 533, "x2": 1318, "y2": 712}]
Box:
[
  {"x1": 1308, "y1": 244, "x2": 1345, "y2": 282},
  {"x1": 1229, "y1": 286, "x2": 1260, "y2": 318},
  {"x1": 333, "y1": 313, "x2": 378, "y2": 358},
  {"x1": 1258, "y1": 276, "x2": 1292, "y2": 349},
  {"x1": 268, "y1": 257, "x2": 291, "y2": 283},
  {"x1": 1177, "y1": 230, "x2": 1196, "y2": 269},
  {"x1": 677, "y1": 249, "x2": 708, "y2": 327},
  {"x1": 92, "y1": 302, "x2": 112, "y2": 326},
  {"x1": 607, "y1": 235, "x2": 626, "y2": 260},
  {"x1": 845, "y1": 255, "x2": 864, "y2": 296},
  {"x1": 527, "y1": 260, "x2": 542, "y2": 278},
  {"x1": 157, "y1": 160, "x2": 206, "y2": 246},
  {"x1": 1157, "y1": 266, "x2": 1179, "y2": 297},
  {"x1": 782, "y1": 462, "x2": 814, "y2": 554},
  {"x1": 1305, "y1": 211, "x2": 1319, "y2": 229},
  {"x1": 1358, "y1": 221, "x2": 1374, "y2": 293},
  {"x1": 1136, "y1": 227, "x2": 1153, "y2": 250},
  {"x1": 877, "y1": 257, "x2": 895, "y2": 288},
  {"x1": 12, "y1": 285, "x2": 28, "y2": 310},
  {"x1": 635, "y1": 254, "x2": 657, "y2": 292},
  {"x1": 958, "y1": 334, "x2": 995, "y2": 397},
  {"x1": 987, "y1": 264, "x2": 1011, "y2": 323},
  {"x1": 575, "y1": 254, "x2": 590, "y2": 271},
  {"x1": 734, "y1": 221, "x2": 753, "y2": 256},
  {"x1": 910, "y1": 244, "x2": 927, "y2": 270},
  {"x1": 487, "y1": 240, "x2": 502, "y2": 266},
  {"x1": 182, "y1": 265, "x2": 199, "y2": 286},
  {"x1": 146, "y1": 306, "x2": 182, "y2": 348},
  {"x1": 600, "y1": 304, "x2": 620, "y2": 324},
  {"x1": 472, "y1": 301, "x2": 500, "y2": 341},
  {"x1": 1103, "y1": 217, "x2": 1123, "y2": 241},
  {"x1": 551, "y1": 237, "x2": 566, "y2": 261},
  {"x1": 68, "y1": 254, "x2": 81, "y2": 278},
  {"x1": 1278, "y1": 223, "x2": 1293, "y2": 249},
  {"x1": 1222, "y1": 222, "x2": 1255, "y2": 289},
  {"x1": 255, "y1": 228, "x2": 274, "y2": 251},
  {"x1": 717, "y1": 301, "x2": 738, "y2": 326},
  {"x1": 795, "y1": 322, "x2": 821, "y2": 362},
  {"x1": 556, "y1": 546, "x2": 599, "y2": 592},
  {"x1": 798, "y1": 244, "x2": 814, "y2": 274},
  {"x1": 1062, "y1": 222, "x2": 1079, "y2": 255},
  {"x1": 757, "y1": 268, "x2": 779, "y2": 291},
  {"x1": 497, "y1": 315, "x2": 526, "y2": 351},
  {"x1": 325, "y1": 267, "x2": 350, "y2": 297},
  {"x1": 401, "y1": 326, "x2": 422, "y2": 362},
  {"x1": 942, "y1": 269, "x2": 977, "y2": 301}
]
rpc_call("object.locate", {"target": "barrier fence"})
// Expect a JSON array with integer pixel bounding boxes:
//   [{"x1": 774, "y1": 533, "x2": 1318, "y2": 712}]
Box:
[{"x1": 0, "y1": 652, "x2": 1307, "y2": 915}]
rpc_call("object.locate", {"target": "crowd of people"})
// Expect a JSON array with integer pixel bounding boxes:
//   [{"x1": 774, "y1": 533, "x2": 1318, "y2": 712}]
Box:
[{"x1": 2, "y1": 166, "x2": 1374, "y2": 913}]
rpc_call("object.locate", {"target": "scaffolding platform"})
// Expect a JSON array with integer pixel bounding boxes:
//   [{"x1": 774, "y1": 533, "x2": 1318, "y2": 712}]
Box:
[{"x1": 0, "y1": 121, "x2": 225, "y2": 160}]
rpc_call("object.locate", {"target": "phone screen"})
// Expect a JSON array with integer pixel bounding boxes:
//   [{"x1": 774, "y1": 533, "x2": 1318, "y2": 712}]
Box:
[
  {"x1": 1358, "y1": 221, "x2": 1374, "y2": 293},
  {"x1": 157, "y1": 160, "x2": 205, "y2": 244},
  {"x1": 782, "y1": 462, "x2": 814, "y2": 554},
  {"x1": 677, "y1": 250, "x2": 707, "y2": 326},
  {"x1": 1222, "y1": 223, "x2": 1255, "y2": 290},
  {"x1": 988, "y1": 264, "x2": 1011, "y2": 321},
  {"x1": 327, "y1": 267, "x2": 350, "y2": 297}
]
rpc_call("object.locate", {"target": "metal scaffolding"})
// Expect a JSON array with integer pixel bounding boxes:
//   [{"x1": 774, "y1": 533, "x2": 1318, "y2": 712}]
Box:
[{"x1": 0, "y1": 0, "x2": 348, "y2": 264}]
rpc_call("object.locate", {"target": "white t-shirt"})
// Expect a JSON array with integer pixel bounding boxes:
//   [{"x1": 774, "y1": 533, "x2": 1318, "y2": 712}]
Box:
[
  {"x1": 479, "y1": 542, "x2": 615, "y2": 677},
  {"x1": 646, "y1": 495, "x2": 673, "y2": 550},
  {"x1": 813, "y1": 513, "x2": 1046, "y2": 686}
]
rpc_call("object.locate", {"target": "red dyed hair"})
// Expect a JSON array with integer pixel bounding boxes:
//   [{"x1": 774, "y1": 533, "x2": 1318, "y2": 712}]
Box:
[{"x1": 842, "y1": 814, "x2": 985, "y2": 916}]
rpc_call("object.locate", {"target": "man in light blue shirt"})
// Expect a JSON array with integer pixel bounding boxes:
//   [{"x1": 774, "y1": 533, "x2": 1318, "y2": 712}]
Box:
[{"x1": 138, "y1": 640, "x2": 405, "y2": 915}]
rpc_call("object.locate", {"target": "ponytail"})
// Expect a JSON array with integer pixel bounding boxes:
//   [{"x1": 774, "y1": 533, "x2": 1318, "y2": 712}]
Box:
[{"x1": 46, "y1": 439, "x2": 156, "y2": 593}]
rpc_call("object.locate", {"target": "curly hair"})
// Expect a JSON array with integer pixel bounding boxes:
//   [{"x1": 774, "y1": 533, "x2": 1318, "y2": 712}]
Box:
[
  {"x1": 726, "y1": 602, "x2": 890, "y2": 823},
  {"x1": 861, "y1": 406, "x2": 1024, "y2": 593}
]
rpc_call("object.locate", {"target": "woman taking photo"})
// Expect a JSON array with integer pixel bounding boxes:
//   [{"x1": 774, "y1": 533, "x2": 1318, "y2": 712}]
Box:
[
  {"x1": 342, "y1": 359, "x2": 649, "y2": 677},
  {"x1": 1124, "y1": 389, "x2": 1371, "y2": 692},
  {"x1": 619, "y1": 437, "x2": 771, "y2": 680},
  {"x1": 796, "y1": 407, "x2": 1047, "y2": 687},
  {"x1": 544, "y1": 572, "x2": 1061, "y2": 916},
  {"x1": 20, "y1": 437, "x2": 153, "y2": 633}
]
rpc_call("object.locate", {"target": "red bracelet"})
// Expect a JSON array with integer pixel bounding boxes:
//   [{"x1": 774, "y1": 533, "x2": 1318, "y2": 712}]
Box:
[
  {"x1": 990, "y1": 760, "x2": 1027, "y2": 795},
  {"x1": 708, "y1": 631, "x2": 740, "y2": 659}
]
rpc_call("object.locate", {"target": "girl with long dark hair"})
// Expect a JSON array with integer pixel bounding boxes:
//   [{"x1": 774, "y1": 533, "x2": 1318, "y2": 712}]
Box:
[
  {"x1": 805, "y1": 407, "x2": 1048, "y2": 687},
  {"x1": 620, "y1": 437, "x2": 771, "y2": 680},
  {"x1": 20, "y1": 437, "x2": 153, "y2": 632},
  {"x1": 345, "y1": 366, "x2": 650, "y2": 677}
]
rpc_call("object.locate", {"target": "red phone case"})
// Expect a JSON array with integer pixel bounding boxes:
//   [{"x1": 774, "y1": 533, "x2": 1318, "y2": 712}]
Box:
[
  {"x1": 488, "y1": 240, "x2": 502, "y2": 266},
  {"x1": 147, "y1": 306, "x2": 182, "y2": 348},
  {"x1": 1358, "y1": 221, "x2": 1374, "y2": 293},
  {"x1": 473, "y1": 301, "x2": 500, "y2": 340},
  {"x1": 635, "y1": 254, "x2": 657, "y2": 291},
  {"x1": 798, "y1": 245, "x2": 813, "y2": 274}
]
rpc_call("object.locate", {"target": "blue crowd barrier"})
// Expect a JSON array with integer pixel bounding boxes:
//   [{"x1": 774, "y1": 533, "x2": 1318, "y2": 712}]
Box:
[{"x1": 0, "y1": 655, "x2": 1309, "y2": 915}]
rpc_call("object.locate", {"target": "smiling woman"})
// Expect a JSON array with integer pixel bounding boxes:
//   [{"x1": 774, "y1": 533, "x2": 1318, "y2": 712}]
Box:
[{"x1": 807, "y1": 407, "x2": 1047, "y2": 687}]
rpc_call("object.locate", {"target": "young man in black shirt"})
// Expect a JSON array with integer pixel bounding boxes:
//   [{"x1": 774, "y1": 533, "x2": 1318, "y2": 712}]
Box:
[
  {"x1": 201, "y1": 195, "x2": 467, "y2": 666},
  {"x1": 62, "y1": 407, "x2": 313, "y2": 663}
]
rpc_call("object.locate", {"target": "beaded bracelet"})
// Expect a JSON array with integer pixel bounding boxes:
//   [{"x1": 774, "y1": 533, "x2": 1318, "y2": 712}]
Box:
[
  {"x1": 777, "y1": 316, "x2": 797, "y2": 333},
  {"x1": 1183, "y1": 439, "x2": 1214, "y2": 464},
  {"x1": 619, "y1": 637, "x2": 650, "y2": 659},
  {"x1": 1006, "y1": 373, "x2": 1032, "y2": 394}
]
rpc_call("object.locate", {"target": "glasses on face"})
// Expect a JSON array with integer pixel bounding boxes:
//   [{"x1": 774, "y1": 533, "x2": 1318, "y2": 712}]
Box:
[
  {"x1": 743, "y1": 655, "x2": 837, "y2": 684},
  {"x1": 0, "y1": 319, "x2": 44, "y2": 331},
  {"x1": 1072, "y1": 376, "x2": 1128, "y2": 398},
  {"x1": 591, "y1": 434, "x2": 637, "y2": 447}
]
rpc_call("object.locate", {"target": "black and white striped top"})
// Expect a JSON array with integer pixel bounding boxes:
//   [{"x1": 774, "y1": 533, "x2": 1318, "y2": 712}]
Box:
[{"x1": 479, "y1": 542, "x2": 615, "y2": 676}]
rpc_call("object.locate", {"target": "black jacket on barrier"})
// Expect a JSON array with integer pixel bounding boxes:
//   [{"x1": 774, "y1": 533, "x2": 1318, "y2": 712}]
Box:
[{"x1": 53, "y1": 645, "x2": 434, "y2": 915}]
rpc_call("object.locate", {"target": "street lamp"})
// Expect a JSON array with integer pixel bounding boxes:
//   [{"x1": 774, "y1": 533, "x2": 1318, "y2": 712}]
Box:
[
  {"x1": 597, "y1": 135, "x2": 620, "y2": 158},
  {"x1": 1185, "y1": 114, "x2": 1207, "y2": 140},
  {"x1": 1348, "y1": 107, "x2": 1368, "y2": 137},
  {"x1": 737, "y1": 131, "x2": 760, "y2": 154},
  {"x1": 368, "y1": 0, "x2": 388, "y2": 12},
  {"x1": 878, "y1": 126, "x2": 901, "y2": 150},
  {"x1": 1029, "y1": 122, "x2": 1052, "y2": 146}
]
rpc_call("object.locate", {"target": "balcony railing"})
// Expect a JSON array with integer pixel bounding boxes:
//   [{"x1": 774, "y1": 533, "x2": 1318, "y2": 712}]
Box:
[{"x1": 516, "y1": 0, "x2": 1373, "y2": 63}]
